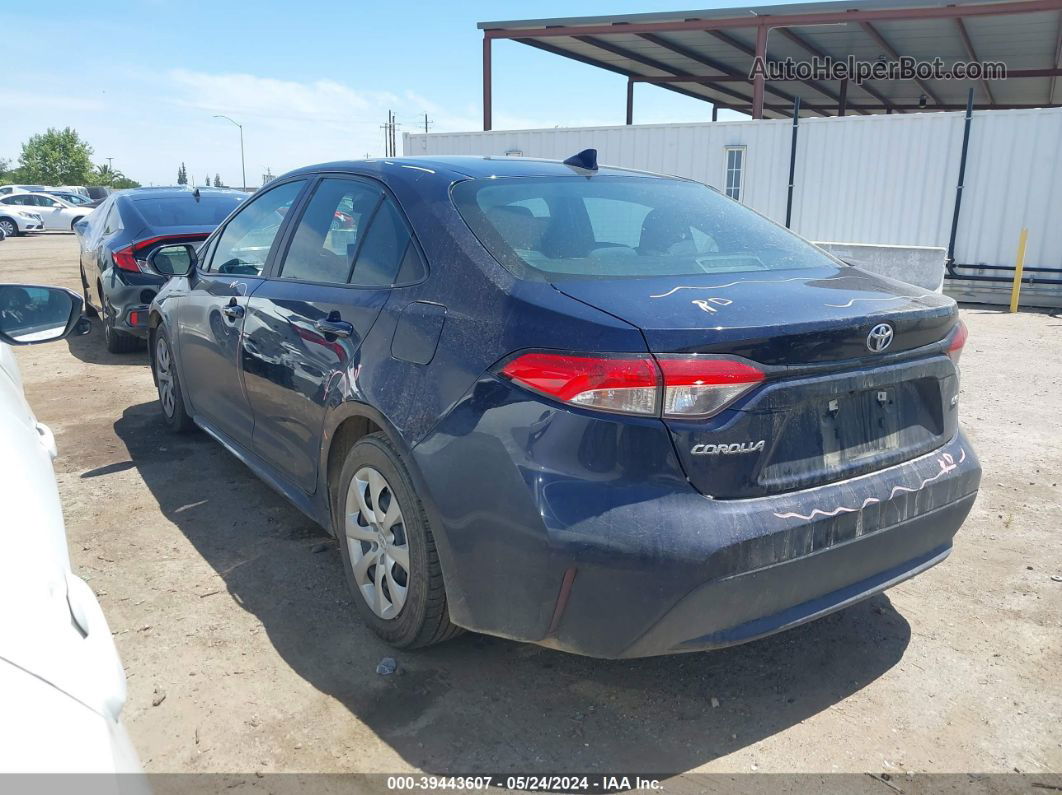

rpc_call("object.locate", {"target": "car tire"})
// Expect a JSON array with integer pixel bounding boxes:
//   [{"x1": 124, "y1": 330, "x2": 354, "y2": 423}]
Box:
[
  {"x1": 154, "y1": 326, "x2": 193, "y2": 433},
  {"x1": 0, "y1": 217, "x2": 19, "y2": 237},
  {"x1": 335, "y1": 432, "x2": 461, "y2": 649},
  {"x1": 101, "y1": 291, "x2": 140, "y2": 354}
]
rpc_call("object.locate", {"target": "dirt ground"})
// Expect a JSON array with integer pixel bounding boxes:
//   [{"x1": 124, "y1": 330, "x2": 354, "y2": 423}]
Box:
[{"x1": 2, "y1": 233, "x2": 1059, "y2": 778}]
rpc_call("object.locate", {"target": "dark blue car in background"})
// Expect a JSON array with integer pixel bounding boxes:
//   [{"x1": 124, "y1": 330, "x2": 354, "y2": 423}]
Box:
[
  {"x1": 76, "y1": 187, "x2": 246, "y2": 352},
  {"x1": 145, "y1": 155, "x2": 980, "y2": 658}
]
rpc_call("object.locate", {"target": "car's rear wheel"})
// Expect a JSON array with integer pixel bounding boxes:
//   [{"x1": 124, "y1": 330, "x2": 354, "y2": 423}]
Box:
[
  {"x1": 336, "y1": 433, "x2": 461, "y2": 649},
  {"x1": 101, "y1": 288, "x2": 140, "y2": 354},
  {"x1": 154, "y1": 326, "x2": 193, "y2": 432},
  {"x1": 0, "y1": 218, "x2": 19, "y2": 237}
]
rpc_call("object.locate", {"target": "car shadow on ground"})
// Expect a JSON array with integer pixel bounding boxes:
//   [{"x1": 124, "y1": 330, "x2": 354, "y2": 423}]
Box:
[
  {"x1": 115, "y1": 400, "x2": 912, "y2": 776},
  {"x1": 66, "y1": 315, "x2": 148, "y2": 366}
]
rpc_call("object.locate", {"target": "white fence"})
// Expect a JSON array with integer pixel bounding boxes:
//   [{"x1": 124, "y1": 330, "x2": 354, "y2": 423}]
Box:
[{"x1": 403, "y1": 108, "x2": 1062, "y2": 271}]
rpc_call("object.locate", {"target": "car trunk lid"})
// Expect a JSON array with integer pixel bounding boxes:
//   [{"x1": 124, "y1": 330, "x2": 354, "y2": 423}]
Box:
[{"x1": 553, "y1": 265, "x2": 961, "y2": 498}]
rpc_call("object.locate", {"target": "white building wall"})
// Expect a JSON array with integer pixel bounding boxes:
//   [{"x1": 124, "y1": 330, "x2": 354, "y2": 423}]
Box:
[{"x1": 403, "y1": 107, "x2": 1062, "y2": 269}]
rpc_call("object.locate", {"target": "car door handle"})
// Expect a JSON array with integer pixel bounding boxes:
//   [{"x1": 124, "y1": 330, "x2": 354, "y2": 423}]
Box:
[
  {"x1": 222, "y1": 302, "x2": 244, "y2": 320},
  {"x1": 313, "y1": 318, "x2": 353, "y2": 338}
]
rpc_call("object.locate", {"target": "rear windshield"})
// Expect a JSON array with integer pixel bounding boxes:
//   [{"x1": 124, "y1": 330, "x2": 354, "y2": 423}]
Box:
[
  {"x1": 452, "y1": 176, "x2": 837, "y2": 280},
  {"x1": 130, "y1": 194, "x2": 245, "y2": 227}
]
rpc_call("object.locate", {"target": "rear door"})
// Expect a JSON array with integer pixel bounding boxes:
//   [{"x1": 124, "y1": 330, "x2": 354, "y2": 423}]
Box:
[
  {"x1": 176, "y1": 179, "x2": 307, "y2": 447},
  {"x1": 242, "y1": 176, "x2": 422, "y2": 492}
]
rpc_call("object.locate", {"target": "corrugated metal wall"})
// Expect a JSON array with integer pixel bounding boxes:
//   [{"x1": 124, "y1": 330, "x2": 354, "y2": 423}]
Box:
[{"x1": 403, "y1": 108, "x2": 1062, "y2": 268}]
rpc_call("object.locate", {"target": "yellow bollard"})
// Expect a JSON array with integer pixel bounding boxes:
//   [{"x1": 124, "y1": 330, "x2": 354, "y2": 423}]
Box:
[{"x1": 1009, "y1": 227, "x2": 1029, "y2": 313}]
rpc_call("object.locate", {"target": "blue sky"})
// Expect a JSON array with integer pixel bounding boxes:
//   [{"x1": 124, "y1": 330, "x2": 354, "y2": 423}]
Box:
[{"x1": 5, "y1": 1, "x2": 791, "y2": 186}]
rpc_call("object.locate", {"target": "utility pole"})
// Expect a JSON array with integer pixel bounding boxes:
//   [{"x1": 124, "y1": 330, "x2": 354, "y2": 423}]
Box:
[
  {"x1": 382, "y1": 111, "x2": 393, "y2": 157},
  {"x1": 422, "y1": 113, "x2": 432, "y2": 134},
  {"x1": 213, "y1": 115, "x2": 246, "y2": 189}
]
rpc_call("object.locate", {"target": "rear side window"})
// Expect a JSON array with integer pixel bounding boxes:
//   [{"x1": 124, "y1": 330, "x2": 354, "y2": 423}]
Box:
[
  {"x1": 350, "y1": 198, "x2": 424, "y2": 287},
  {"x1": 131, "y1": 194, "x2": 245, "y2": 227},
  {"x1": 103, "y1": 203, "x2": 122, "y2": 235},
  {"x1": 452, "y1": 176, "x2": 834, "y2": 280},
  {"x1": 278, "y1": 178, "x2": 380, "y2": 283}
]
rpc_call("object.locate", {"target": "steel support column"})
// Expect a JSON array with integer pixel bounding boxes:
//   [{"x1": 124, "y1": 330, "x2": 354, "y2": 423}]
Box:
[
  {"x1": 752, "y1": 25, "x2": 768, "y2": 119},
  {"x1": 626, "y1": 79, "x2": 634, "y2": 125},
  {"x1": 839, "y1": 78, "x2": 848, "y2": 116},
  {"x1": 947, "y1": 89, "x2": 976, "y2": 268},
  {"x1": 483, "y1": 35, "x2": 492, "y2": 131}
]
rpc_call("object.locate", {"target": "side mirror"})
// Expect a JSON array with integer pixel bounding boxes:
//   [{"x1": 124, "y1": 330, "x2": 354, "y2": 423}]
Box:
[
  {"x1": 147, "y1": 243, "x2": 198, "y2": 277},
  {"x1": 73, "y1": 219, "x2": 89, "y2": 235},
  {"x1": 0, "y1": 284, "x2": 87, "y2": 346}
]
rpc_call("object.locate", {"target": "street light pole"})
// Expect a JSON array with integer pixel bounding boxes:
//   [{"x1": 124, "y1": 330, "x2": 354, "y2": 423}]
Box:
[{"x1": 213, "y1": 115, "x2": 246, "y2": 189}]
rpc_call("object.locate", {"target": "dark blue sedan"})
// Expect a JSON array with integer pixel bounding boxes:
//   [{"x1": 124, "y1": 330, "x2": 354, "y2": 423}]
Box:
[
  {"x1": 77, "y1": 187, "x2": 246, "y2": 352},
  {"x1": 146, "y1": 155, "x2": 980, "y2": 658}
]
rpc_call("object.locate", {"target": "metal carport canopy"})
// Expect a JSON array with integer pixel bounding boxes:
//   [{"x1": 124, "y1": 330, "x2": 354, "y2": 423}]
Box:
[{"x1": 478, "y1": 0, "x2": 1062, "y2": 125}]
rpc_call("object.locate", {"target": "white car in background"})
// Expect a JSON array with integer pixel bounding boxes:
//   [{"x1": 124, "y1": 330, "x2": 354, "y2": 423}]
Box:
[
  {"x1": 0, "y1": 184, "x2": 48, "y2": 196},
  {"x1": 0, "y1": 284, "x2": 143, "y2": 777},
  {"x1": 0, "y1": 207, "x2": 44, "y2": 237},
  {"x1": 0, "y1": 192, "x2": 91, "y2": 231}
]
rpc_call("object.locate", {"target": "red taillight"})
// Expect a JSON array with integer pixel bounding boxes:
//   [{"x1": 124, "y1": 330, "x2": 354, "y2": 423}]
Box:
[
  {"x1": 946, "y1": 320, "x2": 968, "y2": 364},
  {"x1": 499, "y1": 352, "x2": 766, "y2": 418},
  {"x1": 500, "y1": 353, "x2": 660, "y2": 415},
  {"x1": 657, "y1": 356, "x2": 765, "y2": 418},
  {"x1": 112, "y1": 245, "x2": 141, "y2": 272}
]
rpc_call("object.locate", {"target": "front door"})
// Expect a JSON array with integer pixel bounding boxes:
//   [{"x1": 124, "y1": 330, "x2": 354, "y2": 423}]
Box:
[
  {"x1": 177, "y1": 179, "x2": 307, "y2": 446},
  {"x1": 242, "y1": 177, "x2": 423, "y2": 492}
]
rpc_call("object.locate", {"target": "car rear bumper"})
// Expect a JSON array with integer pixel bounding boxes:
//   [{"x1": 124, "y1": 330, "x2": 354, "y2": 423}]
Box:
[
  {"x1": 415, "y1": 387, "x2": 980, "y2": 658},
  {"x1": 103, "y1": 271, "x2": 164, "y2": 338}
]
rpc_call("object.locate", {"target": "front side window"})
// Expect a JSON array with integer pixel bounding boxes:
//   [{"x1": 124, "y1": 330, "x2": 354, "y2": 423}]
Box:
[
  {"x1": 724, "y1": 146, "x2": 745, "y2": 202},
  {"x1": 3, "y1": 196, "x2": 30, "y2": 205},
  {"x1": 452, "y1": 175, "x2": 832, "y2": 280},
  {"x1": 209, "y1": 180, "x2": 305, "y2": 275},
  {"x1": 279, "y1": 178, "x2": 380, "y2": 283}
]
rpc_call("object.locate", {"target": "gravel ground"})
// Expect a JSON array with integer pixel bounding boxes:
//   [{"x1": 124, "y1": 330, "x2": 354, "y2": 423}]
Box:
[{"x1": 2, "y1": 233, "x2": 1060, "y2": 777}]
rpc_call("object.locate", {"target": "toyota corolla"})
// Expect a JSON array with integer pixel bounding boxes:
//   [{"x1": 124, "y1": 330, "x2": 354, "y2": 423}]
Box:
[{"x1": 146, "y1": 153, "x2": 980, "y2": 658}]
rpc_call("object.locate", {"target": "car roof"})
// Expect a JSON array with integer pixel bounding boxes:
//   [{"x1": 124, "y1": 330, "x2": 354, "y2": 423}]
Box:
[{"x1": 280, "y1": 156, "x2": 679, "y2": 183}]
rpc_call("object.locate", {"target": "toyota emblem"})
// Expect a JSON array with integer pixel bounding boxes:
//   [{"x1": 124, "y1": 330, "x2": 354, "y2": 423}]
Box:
[{"x1": 866, "y1": 323, "x2": 894, "y2": 353}]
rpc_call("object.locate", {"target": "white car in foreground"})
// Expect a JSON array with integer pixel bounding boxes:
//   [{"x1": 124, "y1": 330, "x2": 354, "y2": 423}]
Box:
[
  {"x1": 0, "y1": 284, "x2": 144, "y2": 778},
  {"x1": 0, "y1": 207, "x2": 44, "y2": 237},
  {"x1": 0, "y1": 193, "x2": 90, "y2": 232}
]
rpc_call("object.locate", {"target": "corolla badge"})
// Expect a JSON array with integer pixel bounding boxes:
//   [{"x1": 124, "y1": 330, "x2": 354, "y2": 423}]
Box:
[
  {"x1": 866, "y1": 323, "x2": 894, "y2": 353},
  {"x1": 691, "y1": 440, "x2": 765, "y2": 456}
]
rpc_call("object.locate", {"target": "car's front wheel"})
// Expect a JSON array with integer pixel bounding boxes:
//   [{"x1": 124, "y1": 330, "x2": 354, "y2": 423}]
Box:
[
  {"x1": 154, "y1": 326, "x2": 193, "y2": 432},
  {"x1": 0, "y1": 217, "x2": 19, "y2": 237},
  {"x1": 336, "y1": 433, "x2": 461, "y2": 649}
]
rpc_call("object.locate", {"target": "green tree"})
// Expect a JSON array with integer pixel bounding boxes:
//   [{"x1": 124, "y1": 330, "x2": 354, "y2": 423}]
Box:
[
  {"x1": 204, "y1": 175, "x2": 209, "y2": 188},
  {"x1": 18, "y1": 128, "x2": 94, "y2": 184},
  {"x1": 213, "y1": 173, "x2": 222, "y2": 187},
  {"x1": 89, "y1": 163, "x2": 140, "y2": 189},
  {"x1": 177, "y1": 162, "x2": 188, "y2": 185}
]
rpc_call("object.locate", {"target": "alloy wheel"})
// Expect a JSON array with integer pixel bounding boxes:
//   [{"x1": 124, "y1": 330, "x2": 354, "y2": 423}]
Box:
[
  {"x1": 344, "y1": 466, "x2": 410, "y2": 620},
  {"x1": 156, "y1": 336, "x2": 176, "y2": 417},
  {"x1": 0, "y1": 219, "x2": 16, "y2": 237}
]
